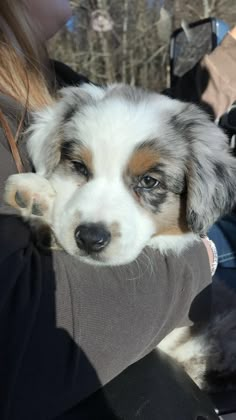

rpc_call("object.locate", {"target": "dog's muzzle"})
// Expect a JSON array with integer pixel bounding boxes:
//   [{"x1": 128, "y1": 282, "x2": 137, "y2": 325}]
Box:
[{"x1": 74, "y1": 223, "x2": 111, "y2": 253}]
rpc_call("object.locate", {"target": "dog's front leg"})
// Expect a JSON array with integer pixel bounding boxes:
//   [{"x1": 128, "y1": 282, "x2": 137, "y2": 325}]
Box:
[{"x1": 4, "y1": 173, "x2": 59, "y2": 250}]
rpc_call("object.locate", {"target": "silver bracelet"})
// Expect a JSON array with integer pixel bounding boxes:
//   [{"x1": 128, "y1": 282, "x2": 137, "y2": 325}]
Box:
[{"x1": 201, "y1": 235, "x2": 218, "y2": 276}]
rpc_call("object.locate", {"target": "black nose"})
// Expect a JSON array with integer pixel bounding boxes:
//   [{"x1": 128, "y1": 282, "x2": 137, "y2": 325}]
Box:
[{"x1": 74, "y1": 223, "x2": 111, "y2": 253}]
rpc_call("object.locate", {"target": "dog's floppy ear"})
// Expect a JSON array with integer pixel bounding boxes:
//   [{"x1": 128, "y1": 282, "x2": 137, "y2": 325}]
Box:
[
  {"x1": 173, "y1": 103, "x2": 236, "y2": 234},
  {"x1": 27, "y1": 84, "x2": 106, "y2": 177}
]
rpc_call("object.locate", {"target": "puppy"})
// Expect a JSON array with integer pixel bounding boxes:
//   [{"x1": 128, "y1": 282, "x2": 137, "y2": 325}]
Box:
[{"x1": 4, "y1": 84, "x2": 236, "y2": 390}]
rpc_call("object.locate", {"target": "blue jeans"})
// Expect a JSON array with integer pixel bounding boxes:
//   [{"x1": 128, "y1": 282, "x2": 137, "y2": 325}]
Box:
[{"x1": 208, "y1": 214, "x2": 236, "y2": 290}]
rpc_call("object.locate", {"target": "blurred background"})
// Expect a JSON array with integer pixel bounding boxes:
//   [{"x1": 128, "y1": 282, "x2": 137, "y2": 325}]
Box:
[{"x1": 49, "y1": 0, "x2": 236, "y2": 92}]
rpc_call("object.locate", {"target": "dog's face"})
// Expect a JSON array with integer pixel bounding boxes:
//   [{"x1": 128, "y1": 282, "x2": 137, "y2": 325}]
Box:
[{"x1": 27, "y1": 84, "x2": 236, "y2": 265}]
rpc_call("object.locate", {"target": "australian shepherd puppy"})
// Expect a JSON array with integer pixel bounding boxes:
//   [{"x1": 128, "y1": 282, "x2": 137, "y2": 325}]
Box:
[{"x1": 4, "y1": 84, "x2": 236, "y2": 391}]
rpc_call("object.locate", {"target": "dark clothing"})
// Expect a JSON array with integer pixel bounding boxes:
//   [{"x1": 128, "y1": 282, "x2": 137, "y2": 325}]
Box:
[
  {"x1": 60, "y1": 349, "x2": 218, "y2": 420},
  {"x1": 0, "y1": 62, "x2": 212, "y2": 419}
]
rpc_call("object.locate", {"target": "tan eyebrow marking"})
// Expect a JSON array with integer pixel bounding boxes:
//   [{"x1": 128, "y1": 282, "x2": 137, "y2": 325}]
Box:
[
  {"x1": 61, "y1": 141, "x2": 93, "y2": 173},
  {"x1": 128, "y1": 145, "x2": 160, "y2": 177},
  {"x1": 80, "y1": 147, "x2": 93, "y2": 173}
]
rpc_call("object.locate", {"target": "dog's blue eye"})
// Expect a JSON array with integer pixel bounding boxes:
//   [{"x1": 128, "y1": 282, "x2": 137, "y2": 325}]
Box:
[
  {"x1": 138, "y1": 175, "x2": 159, "y2": 189},
  {"x1": 72, "y1": 161, "x2": 89, "y2": 178}
]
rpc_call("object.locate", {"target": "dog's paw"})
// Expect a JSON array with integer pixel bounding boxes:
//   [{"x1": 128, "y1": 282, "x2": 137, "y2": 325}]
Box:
[{"x1": 4, "y1": 173, "x2": 56, "y2": 222}]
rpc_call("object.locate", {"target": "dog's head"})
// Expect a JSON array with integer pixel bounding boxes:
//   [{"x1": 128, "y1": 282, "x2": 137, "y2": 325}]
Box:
[{"x1": 27, "y1": 84, "x2": 236, "y2": 264}]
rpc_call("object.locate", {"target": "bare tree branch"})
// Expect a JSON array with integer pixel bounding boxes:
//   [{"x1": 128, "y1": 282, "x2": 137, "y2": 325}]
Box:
[{"x1": 49, "y1": 0, "x2": 236, "y2": 92}]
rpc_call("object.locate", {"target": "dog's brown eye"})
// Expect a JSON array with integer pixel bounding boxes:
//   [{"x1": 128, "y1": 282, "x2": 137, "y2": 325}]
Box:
[
  {"x1": 72, "y1": 161, "x2": 89, "y2": 178},
  {"x1": 138, "y1": 175, "x2": 159, "y2": 189}
]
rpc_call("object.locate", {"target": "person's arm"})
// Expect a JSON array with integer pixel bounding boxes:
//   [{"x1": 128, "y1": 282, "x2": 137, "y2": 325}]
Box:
[
  {"x1": 200, "y1": 27, "x2": 236, "y2": 118},
  {"x1": 171, "y1": 28, "x2": 236, "y2": 119}
]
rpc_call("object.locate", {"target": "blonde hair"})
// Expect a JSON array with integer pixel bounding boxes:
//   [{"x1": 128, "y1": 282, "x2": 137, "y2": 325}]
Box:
[
  {"x1": 0, "y1": 0, "x2": 56, "y2": 172},
  {"x1": 0, "y1": 0, "x2": 54, "y2": 111}
]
